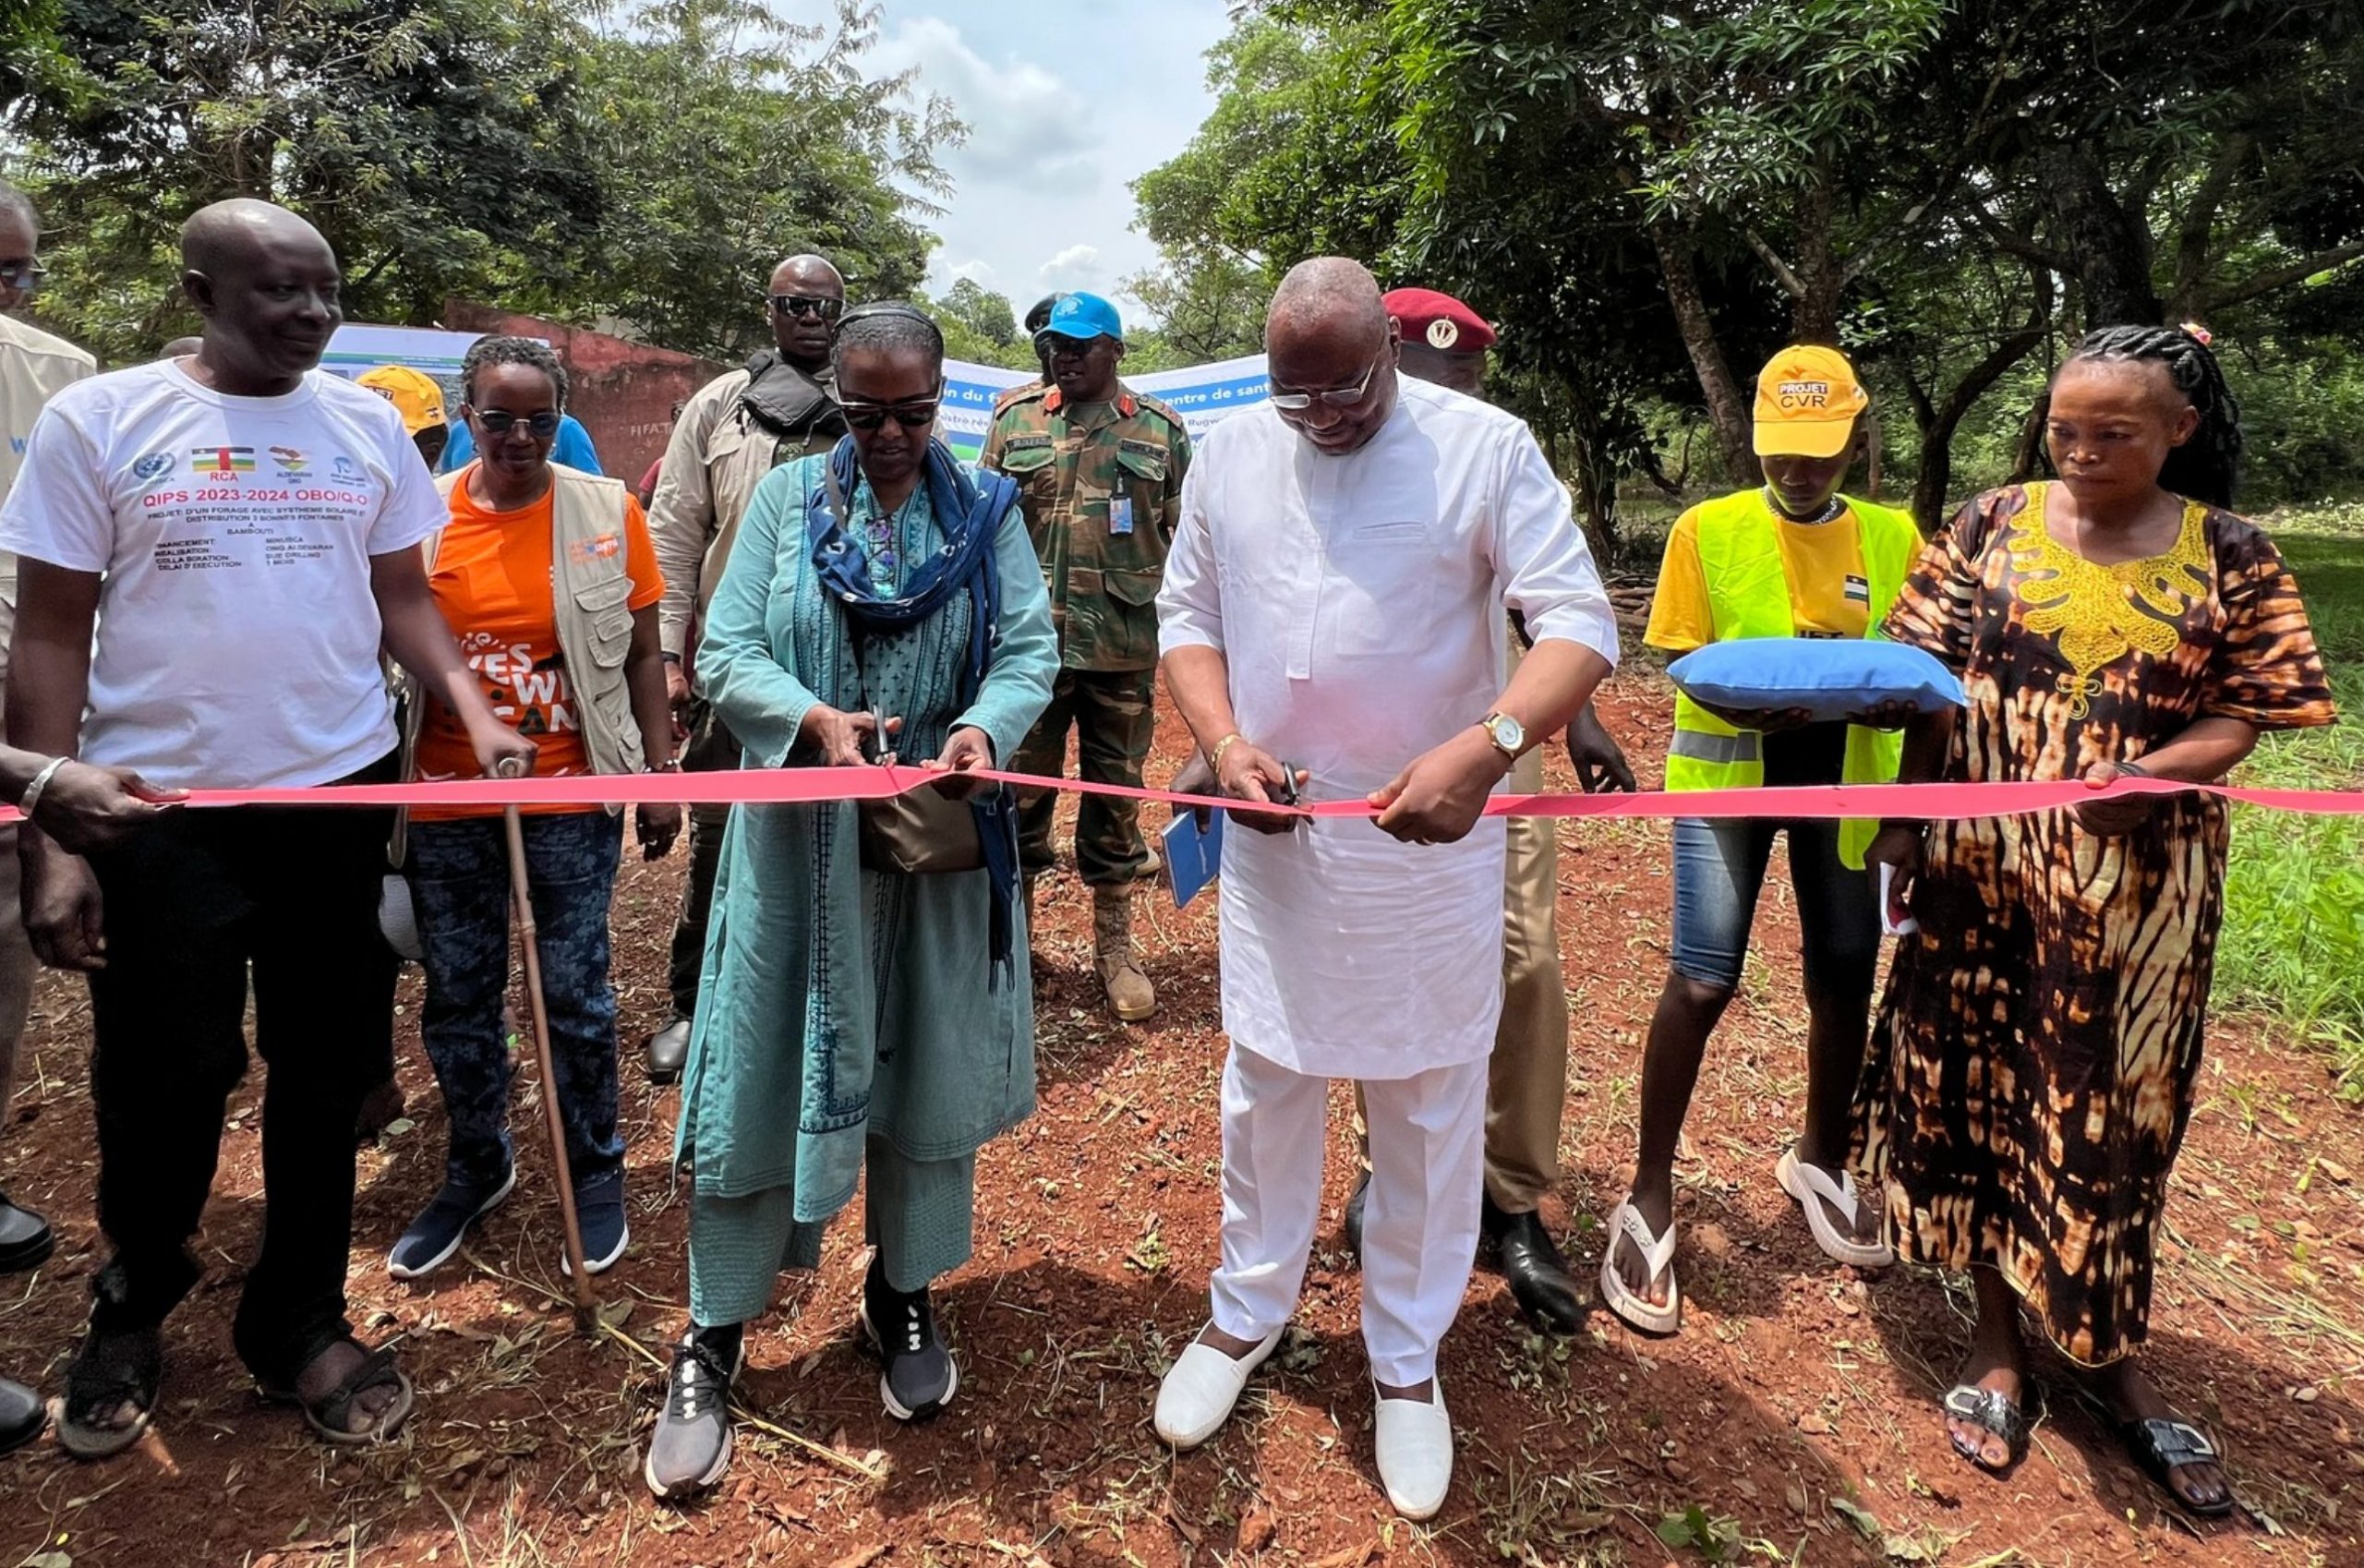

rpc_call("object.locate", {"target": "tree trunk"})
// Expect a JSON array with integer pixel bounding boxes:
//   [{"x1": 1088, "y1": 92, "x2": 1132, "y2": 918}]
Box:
[
  {"x1": 2043, "y1": 147, "x2": 2162, "y2": 327},
  {"x1": 1791, "y1": 175, "x2": 1847, "y2": 345},
  {"x1": 1646, "y1": 217, "x2": 1755, "y2": 484}
]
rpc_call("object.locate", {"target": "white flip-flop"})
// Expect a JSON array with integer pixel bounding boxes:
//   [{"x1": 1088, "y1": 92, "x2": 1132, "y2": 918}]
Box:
[
  {"x1": 1776, "y1": 1150, "x2": 1895, "y2": 1269},
  {"x1": 1598, "y1": 1200, "x2": 1681, "y2": 1335}
]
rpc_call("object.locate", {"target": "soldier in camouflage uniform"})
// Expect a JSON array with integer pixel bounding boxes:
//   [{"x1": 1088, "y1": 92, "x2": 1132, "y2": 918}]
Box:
[{"x1": 981, "y1": 292, "x2": 1190, "y2": 1020}]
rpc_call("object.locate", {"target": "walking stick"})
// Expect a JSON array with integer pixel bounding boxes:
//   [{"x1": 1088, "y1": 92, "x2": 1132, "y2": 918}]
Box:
[{"x1": 496, "y1": 758, "x2": 599, "y2": 1328}]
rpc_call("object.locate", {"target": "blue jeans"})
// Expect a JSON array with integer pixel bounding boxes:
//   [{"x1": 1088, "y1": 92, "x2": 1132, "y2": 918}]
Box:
[
  {"x1": 408, "y1": 812, "x2": 625, "y2": 1189},
  {"x1": 1670, "y1": 816, "x2": 1878, "y2": 997}
]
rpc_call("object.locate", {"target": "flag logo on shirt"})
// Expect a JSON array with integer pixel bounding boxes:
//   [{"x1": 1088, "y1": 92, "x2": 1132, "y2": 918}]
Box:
[
  {"x1": 568, "y1": 533, "x2": 623, "y2": 568},
  {"x1": 190, "y1": 446, "x2": 256, "y2": 476},
  {"x1": 1844, "y1": 573, "x2": 1871, "y2": 604},
  {"x1": 271, "y1": 445, "x2": 309, "y2": 473}
]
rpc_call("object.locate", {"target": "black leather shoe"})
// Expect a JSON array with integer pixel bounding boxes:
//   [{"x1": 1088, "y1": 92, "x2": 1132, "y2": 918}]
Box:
[
  {"x1": 0, "y1": 1196, "x2": 54, "y2": 1274},
  {"x1": 645, "y1": 1018, "x2": 692, "y2": 1086},
  {"x1": 1482, "y1": 1195, "x2": 1583, "y2": 1335},
  {"x1": 1343, "y1": 1172, "x2": 1369, "y2": 1263},
  {"x1": 0, "y1": 1374, "x2": 45, "y2": 1454}
]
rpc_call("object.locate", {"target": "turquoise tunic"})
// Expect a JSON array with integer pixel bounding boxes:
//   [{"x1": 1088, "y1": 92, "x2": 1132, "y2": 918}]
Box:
[{"x1": 676, "y1": 452, "x2": 1057, "y2": 1229}]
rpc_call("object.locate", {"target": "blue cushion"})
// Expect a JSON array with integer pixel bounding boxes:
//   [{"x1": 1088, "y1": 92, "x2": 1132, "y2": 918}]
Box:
[{"x1": 1668, "y1": 637, "x2": 1964, "y2": 729}]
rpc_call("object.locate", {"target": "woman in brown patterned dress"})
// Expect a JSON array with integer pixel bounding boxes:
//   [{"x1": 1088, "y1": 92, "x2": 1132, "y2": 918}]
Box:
[{"x1": 1858, "y1": 326, "x2": 2335, "y2": 1515}]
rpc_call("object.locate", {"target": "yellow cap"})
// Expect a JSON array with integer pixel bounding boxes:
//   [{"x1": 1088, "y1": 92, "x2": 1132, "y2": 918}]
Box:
[
  {"x1": 1752, "y1": 345, "x2": 1868, "y2": 459},
  {"x1": 357, "y1": 365, "x2": 448, "y2": 436}
]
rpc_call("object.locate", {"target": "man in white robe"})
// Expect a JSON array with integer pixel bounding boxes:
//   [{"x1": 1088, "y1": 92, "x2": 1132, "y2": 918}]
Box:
[{"x1": 1151, "y1": 259, "x2": 1617, "y2": 1519}]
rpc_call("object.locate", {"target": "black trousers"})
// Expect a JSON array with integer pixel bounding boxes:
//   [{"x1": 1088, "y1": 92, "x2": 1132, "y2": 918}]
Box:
[
  {"x1": 666, "y1": 699, "x2": 739, "y2": 1019},
  {"x1": 82, "y1": 752, "x2": 397, "y2": 1385}
]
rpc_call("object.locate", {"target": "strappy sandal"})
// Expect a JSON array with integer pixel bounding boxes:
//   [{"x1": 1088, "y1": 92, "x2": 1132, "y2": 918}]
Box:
[
  {"x1": 1943, "y1": 1382, "x2": 2028, "y2": 1472},
  {"x1": 2119, "y1": 1417, "x2": 2235, "y2": 1517},
  {"x1": 259, "y1": 1340, "x2": 416, "y2": 1447},
  {"x1": 57, "y1": 1323, "x2": 163, "y2": 1461},
  {"x1": 1597, "y1": 1200, "x2": 1681, "y2": 1335},
  {"x1": 1776, "y1": 1150, "x2": 1894, "y2": 1269}
]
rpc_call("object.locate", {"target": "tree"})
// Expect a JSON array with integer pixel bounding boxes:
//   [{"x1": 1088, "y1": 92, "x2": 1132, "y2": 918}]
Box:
[
  {"x1": 939, "y1": 277, "x2": 1018, "y2": 348},
  {"x1": 1296, "y1": 0, "x2": 2364, "y2": 523},
  {"x1": 1128, "y1": 14, "x2": 1409, "y2": 342},
  {"x1": 6, "y1": 0, "x2": 602, "y2": 359},
  {"x1": 546, "y1": 0, "x2": 958, "y2": 360},
  {"x1": 1121, "y1": 254, "x2": 1266, "y2": 363}
]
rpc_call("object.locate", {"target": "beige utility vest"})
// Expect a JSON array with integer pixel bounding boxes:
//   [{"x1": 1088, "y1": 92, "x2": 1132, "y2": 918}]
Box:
[{"x1": 402, "y1": 463, "x2": 647, "y2": 798}]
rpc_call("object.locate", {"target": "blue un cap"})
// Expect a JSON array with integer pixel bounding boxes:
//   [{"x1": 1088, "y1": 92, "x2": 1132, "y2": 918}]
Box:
[{"x1": 1039, "y1": 291, "x2": 1123, "y2": 344}]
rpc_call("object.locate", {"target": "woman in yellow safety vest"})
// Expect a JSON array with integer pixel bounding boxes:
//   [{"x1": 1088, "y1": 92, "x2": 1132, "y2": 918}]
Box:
[{"x1": 1598, "y1": 345, "x2": 1921, "y2": 1337}]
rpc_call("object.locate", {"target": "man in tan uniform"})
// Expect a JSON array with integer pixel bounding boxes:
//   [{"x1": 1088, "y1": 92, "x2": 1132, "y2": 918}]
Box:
[
  {"x1": 1338, "y1": 287, "x2": 1636, "y2": 1334},
  {"x1": 0, "y1": 182, "x2": 95, "y2": 1274},
  {"x1": 642, "y1": 254, "x2": 849, "y2": 1082}
]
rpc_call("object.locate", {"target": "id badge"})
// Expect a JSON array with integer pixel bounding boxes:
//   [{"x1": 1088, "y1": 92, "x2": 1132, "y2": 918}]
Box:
[{"x1": 1108, "y1": 495, "x2": 1134, "y2": 536}]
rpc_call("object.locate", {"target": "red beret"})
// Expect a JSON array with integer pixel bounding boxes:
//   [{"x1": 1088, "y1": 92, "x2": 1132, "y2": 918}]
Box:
[{"x1": 1383, "y1": 287, "x2": 1496, "y2": 355}]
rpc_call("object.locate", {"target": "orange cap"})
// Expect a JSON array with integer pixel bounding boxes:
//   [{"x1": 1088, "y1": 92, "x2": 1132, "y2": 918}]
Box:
[
  {"x1": 357, "y1": 365, "x2": 448, "y2": 436},
  {"x1": 1752, "y1": 345, "x2": 1868, "y2": 459}
]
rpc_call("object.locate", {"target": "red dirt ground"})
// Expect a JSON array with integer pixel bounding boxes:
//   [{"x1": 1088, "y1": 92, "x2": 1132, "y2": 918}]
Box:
[{"x1": 2, "y1": 666, "x2": 2358, "y2": 1567}]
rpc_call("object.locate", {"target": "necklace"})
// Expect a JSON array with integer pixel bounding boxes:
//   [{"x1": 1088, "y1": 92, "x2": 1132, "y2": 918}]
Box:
[{"x1": 1766, "y1": 488, "x2": 1843, "y2": 525}]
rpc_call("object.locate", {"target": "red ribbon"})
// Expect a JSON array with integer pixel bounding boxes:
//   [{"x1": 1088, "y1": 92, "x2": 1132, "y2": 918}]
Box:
[{"x1": 6, "y1": 766, "x2": 2357, "y2": 821}]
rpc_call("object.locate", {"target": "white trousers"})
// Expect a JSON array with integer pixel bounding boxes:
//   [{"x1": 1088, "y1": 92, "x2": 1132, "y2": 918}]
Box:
[{"x1": 1209, "y1": 1043, "x2": 1489, "y2": 1386}]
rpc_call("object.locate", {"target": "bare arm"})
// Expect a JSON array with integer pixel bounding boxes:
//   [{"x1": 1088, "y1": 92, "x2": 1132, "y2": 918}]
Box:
[
  {"x1": 371, "y1": 548, "x2": 537, "y2": 778},
  {"x1": 625, "y1": 604, "x2": 683, "y2": 857},
  {"x1": 7, "y1": 561, "x2": 108, "y2": 968}
]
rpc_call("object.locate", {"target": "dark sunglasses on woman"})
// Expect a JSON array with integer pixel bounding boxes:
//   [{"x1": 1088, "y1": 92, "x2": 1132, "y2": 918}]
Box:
[
  {"x1": 839, "y1": 398, "x2": 941, "y2": 432},
  {"x1": 770, "y1": 295, "x2": 846, "y2": 321},
  {"x1": 471, "y1": 409, "x2": 563, "y2": 438}
]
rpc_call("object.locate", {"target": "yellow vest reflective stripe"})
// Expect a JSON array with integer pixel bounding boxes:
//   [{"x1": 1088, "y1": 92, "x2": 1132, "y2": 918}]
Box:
[{"x1": 1663, "y1": 490, "x2": 1922, "y2": 867}]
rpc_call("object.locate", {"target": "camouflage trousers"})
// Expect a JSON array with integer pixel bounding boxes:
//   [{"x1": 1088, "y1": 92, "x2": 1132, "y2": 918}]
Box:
[{"x1": 1013, "y1": 667, "x2": 1156, "y2": 887}]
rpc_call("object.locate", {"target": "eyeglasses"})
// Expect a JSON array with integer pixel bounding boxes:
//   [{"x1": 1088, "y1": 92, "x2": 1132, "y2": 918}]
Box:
[
  {"x1": 0, "y1": 258, "x2": 47, "y2": 293},
  {"x1": 1267, "y1": 353, "x2": 1385, "y2": 412},
  {"x1": 839, "y1": 398, "x2": 941, "y2": 432},
  {"x1": 770, "y1": 294, "x2": 845, "y2": 321},
  {"x1": 471, "y1": 409, "x2": 562, "y2": 438}
]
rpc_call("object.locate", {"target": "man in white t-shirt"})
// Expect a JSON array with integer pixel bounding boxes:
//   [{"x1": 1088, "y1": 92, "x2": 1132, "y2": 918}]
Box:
[
  {"x1": 1, "y1": 199, "x2": 535, "y2": 1460},
  {"x1": 0, "y1": 180, "x2": 96, "y2": 1285}
]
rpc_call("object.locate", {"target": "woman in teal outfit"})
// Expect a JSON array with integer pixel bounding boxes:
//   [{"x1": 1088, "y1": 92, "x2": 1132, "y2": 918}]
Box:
[{"x1": 641, "y1": 305, "x2": 1056, "y2": 1500}]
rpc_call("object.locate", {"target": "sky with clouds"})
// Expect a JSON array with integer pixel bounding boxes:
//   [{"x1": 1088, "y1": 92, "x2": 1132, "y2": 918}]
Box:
[{"x1": 776, "y1": 1, "x2": 1236, "y2": 320}]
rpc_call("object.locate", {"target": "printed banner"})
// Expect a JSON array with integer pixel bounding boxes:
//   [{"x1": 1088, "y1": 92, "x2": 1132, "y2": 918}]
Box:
[{"x1": 938, "y1": 355, "x2": 1272, "y2": 459}]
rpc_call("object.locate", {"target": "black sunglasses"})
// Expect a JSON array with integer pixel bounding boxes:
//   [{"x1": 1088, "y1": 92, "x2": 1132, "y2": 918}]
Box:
[
  {"x1": 839, "y1": 398, "x2": 941, "y2": 432},
  {"x1": 770, "y1": 294, "x2": 845, "y2": 321},
  {"x1": 471, "y1": 409, "x2": 562, "y2": 438}
]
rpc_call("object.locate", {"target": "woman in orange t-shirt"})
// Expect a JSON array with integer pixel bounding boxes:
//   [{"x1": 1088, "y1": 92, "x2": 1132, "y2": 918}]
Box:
[{"x1": 389, "y1": 337, "x2": 680, "y2": 1284}]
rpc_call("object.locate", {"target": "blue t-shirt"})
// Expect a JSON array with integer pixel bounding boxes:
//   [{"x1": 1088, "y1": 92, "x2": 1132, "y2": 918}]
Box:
[{"x1": 438, "y1": 414, "x2": 602, "y2": 475}]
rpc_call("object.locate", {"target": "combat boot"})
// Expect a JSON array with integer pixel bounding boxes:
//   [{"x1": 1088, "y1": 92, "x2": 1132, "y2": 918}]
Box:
[{"x1": 1092, "y1": 887, "x2": 1157, "y2": 1021}]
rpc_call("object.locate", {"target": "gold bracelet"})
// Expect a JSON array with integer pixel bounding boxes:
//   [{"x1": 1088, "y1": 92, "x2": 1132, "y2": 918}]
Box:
[{"x1": 1209, "y1": 732, "x2": 1245, "y2": 774}]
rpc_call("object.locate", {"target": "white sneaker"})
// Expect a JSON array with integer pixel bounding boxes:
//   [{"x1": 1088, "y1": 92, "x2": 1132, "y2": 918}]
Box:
[
  {"x1": 1373, "y1": 1380, "x2": 1453, "y2": 1521},
  {"x1": 1153, "y1": 1324, "x2": 1285, "y2": 1450}
]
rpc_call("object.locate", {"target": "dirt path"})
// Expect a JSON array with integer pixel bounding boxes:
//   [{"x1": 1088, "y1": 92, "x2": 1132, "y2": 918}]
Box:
[{"x1": 2, "y1": 669, "x2": 2358, "y2": 1567}]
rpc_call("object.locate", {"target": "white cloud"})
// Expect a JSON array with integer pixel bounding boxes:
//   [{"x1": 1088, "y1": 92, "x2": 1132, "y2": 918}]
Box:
[
  {"x1": 812, "y1": 1, "x2": 1235, "y2": 327},
  {"x1": 1039, "y1": 244, "x2": 1104, "y2": 291},
  {"x1": 874, "y1": 16, "x2": 1096, "y2": 187}
]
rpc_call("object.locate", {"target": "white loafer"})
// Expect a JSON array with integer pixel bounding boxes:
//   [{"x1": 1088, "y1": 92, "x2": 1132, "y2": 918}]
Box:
[
  {"x1": 1777, "y1": 1150, "x2": 1895, "y2": 1269},
  {"x1": 1373, "y1": 1380, "x2": 1453, "y2": 1521},
  {"x1": 1154, "y1": 1324, "x2": 1285, "y2": 1450}
]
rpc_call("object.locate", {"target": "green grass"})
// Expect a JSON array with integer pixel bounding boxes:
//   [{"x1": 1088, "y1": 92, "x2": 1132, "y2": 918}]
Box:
[{"x1": 2220, "y1": 503, "x2": 2364, "y2": 1096}]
